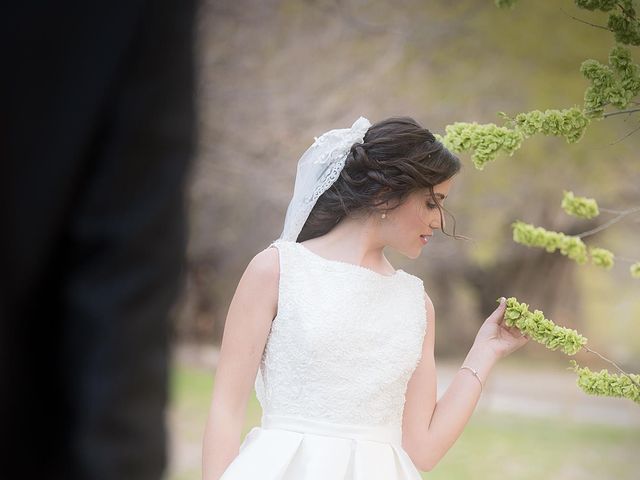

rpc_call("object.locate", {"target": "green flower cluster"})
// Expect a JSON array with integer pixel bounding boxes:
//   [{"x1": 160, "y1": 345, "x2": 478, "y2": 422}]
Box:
[
  {"x1": 511, "y1": 220, "x2": 589, "y2": 264},
  {"x1": 574, "y1": 0, "x2": 618, "y2": 11},
  {"x1": 589, "y1": 247, "x2": 615, "y2": 269},
  {"x1": 575, "y1": 0, "x2": 640, "y2": 46},
  {"x1": 607, "y1": 8, "x2": 640, "y2": 46},
  {"x1": 435, "y1": 122, "x2": 523, "y2": 170},
  {"x1": 513, "y1": 107, "x2": 591, "y2": 144},
  {"x1": 568, "y1": 359, "x2": 640, "y2": 404},
  {"x1": 512, "y1": 221, "x2": 639, "y2": 275},
  {"x1": 561, "y1": 190, "x2": 600, "y2": 219},
  {"x1": 581, "y1": 45, "x2": 640, "y2": 117},
  {"x1": 503, "y1": 297, "x2": 588, "y2": 355}
]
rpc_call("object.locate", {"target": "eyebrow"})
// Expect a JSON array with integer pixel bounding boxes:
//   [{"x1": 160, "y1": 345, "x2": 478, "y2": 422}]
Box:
[{"x1": 428, "y1": 193, "x2": 447, "y2": 199}]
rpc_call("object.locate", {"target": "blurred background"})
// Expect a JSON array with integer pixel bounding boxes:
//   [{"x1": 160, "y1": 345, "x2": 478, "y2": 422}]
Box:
[{"x1": 169, "y1": 0, "x2": 639, "y2": 478}]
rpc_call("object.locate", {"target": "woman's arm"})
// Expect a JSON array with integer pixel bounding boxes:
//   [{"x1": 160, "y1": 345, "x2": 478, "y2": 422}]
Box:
[
  {"x1": 403, "y1": 296, "x2": 528, "y2": 472},
  {"x1": 201, "y1": 246, "x2": 280, "y2": 480}
]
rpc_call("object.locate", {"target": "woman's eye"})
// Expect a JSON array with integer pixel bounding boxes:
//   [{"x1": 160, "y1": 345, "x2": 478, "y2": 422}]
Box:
[{"x1": 426, "y1": 202, "x2": 438, "y2": 209}]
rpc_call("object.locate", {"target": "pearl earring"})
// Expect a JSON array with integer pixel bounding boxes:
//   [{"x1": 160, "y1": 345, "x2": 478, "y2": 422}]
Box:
[{"x1": 381, "y1": 212, "x2": 386, "y2": 219}]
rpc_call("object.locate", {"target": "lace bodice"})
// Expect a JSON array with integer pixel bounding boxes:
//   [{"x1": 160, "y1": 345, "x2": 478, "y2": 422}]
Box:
[{"x1": 254, "y1": 239, "x2": 428, "y2": 427}]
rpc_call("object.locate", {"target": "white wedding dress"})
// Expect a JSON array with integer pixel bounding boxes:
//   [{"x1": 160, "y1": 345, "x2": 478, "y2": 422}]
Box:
[{"x1": 219, "y1": 239, "x2": 429, "y2": 479}]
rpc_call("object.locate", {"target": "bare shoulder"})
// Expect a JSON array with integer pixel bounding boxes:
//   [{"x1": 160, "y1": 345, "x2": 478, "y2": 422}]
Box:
[
  {"x1": 246, "y1": 243, "x2": 280, "y2": 280},
  {"x1": 236, "y1": 244, "x2": 279, "y2": 314}
]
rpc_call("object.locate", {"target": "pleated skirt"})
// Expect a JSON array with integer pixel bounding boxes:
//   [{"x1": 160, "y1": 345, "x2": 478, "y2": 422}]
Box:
[{"x1": 219, "y1": 414, "x2": 424, "y2": 479}]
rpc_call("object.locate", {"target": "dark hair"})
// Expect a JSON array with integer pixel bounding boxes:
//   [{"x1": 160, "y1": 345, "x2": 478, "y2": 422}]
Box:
[{"x1": 297, "y1": 116, "x2": 465, "y2": 243}]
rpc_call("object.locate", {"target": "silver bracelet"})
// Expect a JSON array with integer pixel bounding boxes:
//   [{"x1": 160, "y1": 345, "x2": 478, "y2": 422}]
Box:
[{"x1": 460, "y1": 365, "x2": 483, "y2": 393}]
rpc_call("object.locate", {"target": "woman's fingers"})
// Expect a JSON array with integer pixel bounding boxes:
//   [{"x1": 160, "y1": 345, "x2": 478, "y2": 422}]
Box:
[{"x1": 494, "y1": 297, "x2": 507, "y2": 325}]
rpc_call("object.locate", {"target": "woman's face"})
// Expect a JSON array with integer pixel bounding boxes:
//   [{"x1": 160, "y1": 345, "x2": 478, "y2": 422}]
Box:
[{"x1": 383, "y1": 177, "x2": 454, "y2": 258}]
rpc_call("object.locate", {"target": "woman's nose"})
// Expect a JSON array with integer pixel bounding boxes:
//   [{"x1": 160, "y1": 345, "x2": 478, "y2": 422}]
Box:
[{"x1": 431, "y1": 216, "x2": 445, "y2": 230}]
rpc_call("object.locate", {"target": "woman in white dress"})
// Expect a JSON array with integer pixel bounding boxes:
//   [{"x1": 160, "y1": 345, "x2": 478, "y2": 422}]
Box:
[{"x1": 202, "y1": 116, "x2": 530, "y2": 479}]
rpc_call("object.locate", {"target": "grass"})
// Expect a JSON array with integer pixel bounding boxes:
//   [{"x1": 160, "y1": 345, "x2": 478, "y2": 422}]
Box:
[{"x1": 170, "y1": 364, "x2": 640, "y2": 480}]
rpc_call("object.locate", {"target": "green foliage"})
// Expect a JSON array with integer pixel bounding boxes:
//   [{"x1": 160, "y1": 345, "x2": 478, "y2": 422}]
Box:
[
  {"x1": 437, "y1": 108, "x2": 591, "y2": 169},
  {"x1": 511, "y1": 220, "x2": 634, "y2": 272},
  {"x1": 581, "y1": 45, "x2": 640, "y2": 117},
  {"x1": 503, "y1": 297, "x2": 639, "y2": 405},
  {"x1": 503, "y1": 297, "x2": 588, "y2": 355},
  {"x1": 435, "y1": 123, "x2": 523, "y2": 170},
  {"x1": 568, "y1": 359, "x2": 640, "y2": 404},
  {"x1": 499, "y1": 0, "x2": 640, "y2": 47},
  {"x1": 494, "y1": 0, "x2": 519, "y2": 8},
  {"x1": 574, "y1": 1, "x2": 640, "y2": 45},
  {"x1": 574, "y1": 0, "x2": 619, "y2": 12},
  {"x1": 608, "y1": 10, "x2": 640, "y2": 46},
  {"x1": 511, "y1": 220, "x2": 589, "y2": 264},
  {"x1": 514, "y1": 107, "x2": 591, "y2": 143},
  {"x1": 589, "y1": 247, "x2": 615, "y2": 269},
  {"x1": 561, "y1": 190, "x2": 600, "y2": 219}
]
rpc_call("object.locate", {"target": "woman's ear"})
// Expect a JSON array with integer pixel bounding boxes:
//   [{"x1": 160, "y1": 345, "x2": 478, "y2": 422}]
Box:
[{"x1": 373, "y1": 186, "x2": 391, "y2": 207}]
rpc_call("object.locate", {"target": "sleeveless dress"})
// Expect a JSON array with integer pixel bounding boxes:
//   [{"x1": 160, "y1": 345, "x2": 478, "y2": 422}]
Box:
[{"x1": 219, "y1": 239, "x2": 429, "y2": 479}]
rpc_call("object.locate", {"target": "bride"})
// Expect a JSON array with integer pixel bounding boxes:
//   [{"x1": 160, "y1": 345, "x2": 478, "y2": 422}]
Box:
[{"x1": 202, "y1": 116, "x2": 529, "y2": 479}]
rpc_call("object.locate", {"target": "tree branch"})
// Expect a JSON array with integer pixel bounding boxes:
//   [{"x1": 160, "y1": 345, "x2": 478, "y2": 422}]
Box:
[
  {"x1": 576, "y1": 206, "x2": 640, "y2": 238},
  {"x1": 603, "y1": 108, "x2": 640, "y2": 118},
  {"x1": 582, "y1": 345, "x2": 640, "y2": 391},
  {"x1": 559, "y1": 7, "x2": 611, "y2": 31},
  {"x1": 608, "y1": 121, "x2": 640, "y2": 145}
]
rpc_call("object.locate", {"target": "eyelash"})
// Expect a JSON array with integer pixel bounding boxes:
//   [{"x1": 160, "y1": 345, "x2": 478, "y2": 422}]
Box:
[{"x1": 426, "y1": 202, "x2": 438, "y2": 210}]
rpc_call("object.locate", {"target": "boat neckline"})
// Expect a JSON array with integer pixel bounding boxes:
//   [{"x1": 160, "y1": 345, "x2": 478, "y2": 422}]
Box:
[{"x1": 284, "y1": 240, "x2": 405, "y2": 279}]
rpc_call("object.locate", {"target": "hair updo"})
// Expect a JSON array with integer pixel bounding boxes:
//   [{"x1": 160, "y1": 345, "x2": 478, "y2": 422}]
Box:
[{"x1": 297, "y1": 116, "x2": 463, "y2": 243}]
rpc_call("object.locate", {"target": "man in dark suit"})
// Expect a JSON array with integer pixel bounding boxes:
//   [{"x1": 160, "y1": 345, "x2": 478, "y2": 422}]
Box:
[{"x1": 0, "y1": 1, "x2": 197, "y2": 478}]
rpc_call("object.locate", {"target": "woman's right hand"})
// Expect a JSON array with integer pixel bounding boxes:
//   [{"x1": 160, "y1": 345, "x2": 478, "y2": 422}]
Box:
[{"x1": 472, "y1": 297, "x2": 530, "y2": 359}]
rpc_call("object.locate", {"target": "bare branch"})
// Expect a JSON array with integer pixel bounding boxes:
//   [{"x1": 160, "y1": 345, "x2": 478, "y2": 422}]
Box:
[
  {"x1": 559, "y1": 7, "x2": 611, "y2": 31},
  {"x1": 583, "y1": 346, "x2": 640, "y2": 391},
  {"x1": 603, "y1": 108, "x2": 640, "y2": 118},
  {"x1": 576, "y1": 206, "x2": 640, "y2": 238},
  {"x1": 615, "y1": 255, "x2": 640, "y2": 264},
  {"x1": 608, "y1": 121, "x2": 640, "y2": 145}
]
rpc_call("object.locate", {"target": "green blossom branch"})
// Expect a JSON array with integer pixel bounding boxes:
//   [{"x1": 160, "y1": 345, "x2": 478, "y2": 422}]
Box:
[
  {"x1": 501, "y1": 297, "x2": 640, "y2": 402},
  {"x1": 434, "y1": 123, "x2": 523, "y2": 171},
  {"x1": 512, "y1": 220, "x2": 589, "y2": 265},
  {"x1": 511, "y1": 220, "x2": 640, "y2": 276},
  {"x1": 436, "y1": 107, "x2": 591, "y2": 170},
  {"x1": 581, "y1": 45, "x2": 640, "y2": 118},
  {"x1": 503, "y1": 297, "x2": 588, "y2": 355},
  {"x1": 491, "y1": 2, "x2": 640, "y2": 149},
  {"x1": 498, "y1": 1, "x2": 640, "y2": 46},
  {"x1": 568, "y1": 360, "x2": 640, "y2": 403},
  {"x1": 561, "y1": 190, "x2": 600, "y2": 219}
]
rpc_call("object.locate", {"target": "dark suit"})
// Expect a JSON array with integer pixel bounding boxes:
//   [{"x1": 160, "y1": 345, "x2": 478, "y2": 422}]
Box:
[{"x1": 0, "y1": 1, "x2": 197, "y2": 478}]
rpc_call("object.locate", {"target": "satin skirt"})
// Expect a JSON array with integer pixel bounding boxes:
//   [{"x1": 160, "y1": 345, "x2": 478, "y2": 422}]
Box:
[{"x1": 219, "y1": 413, "x2": 424, "y2": 479}]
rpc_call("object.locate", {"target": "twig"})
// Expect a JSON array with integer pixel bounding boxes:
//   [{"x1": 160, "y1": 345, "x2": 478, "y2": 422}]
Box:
[
  {"x1": 582, "y1": 345, "x2": 640, "y2": 391},
  {"x1": 615, "y1": 255, "x2": 640, "y2": 264},
  {"x1": 608, "y1": 122, "x2": 640, "y2": 145},
  {"x1": 559, "y1": 7, "x2": 611, "y2": 31},
  {"x1": 576, "y1": 206, "x2": 640, "y2": 238},
  {"x1": 600, "y1": 207, "x2": 633, "y2": 214},
  {"x1": 603, "y1": 108, "x2": 640, "y2": 118}
]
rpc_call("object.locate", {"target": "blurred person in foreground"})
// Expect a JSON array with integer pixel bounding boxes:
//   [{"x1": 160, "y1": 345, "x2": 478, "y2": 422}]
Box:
[{"x1": 0, "y1": 0, "x2": 197, "y2": 478}]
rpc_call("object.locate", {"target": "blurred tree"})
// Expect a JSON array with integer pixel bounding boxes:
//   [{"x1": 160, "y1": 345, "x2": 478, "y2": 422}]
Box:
[{"x1": 175, "y1": 0, "x2": 639, "y2": 366}]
